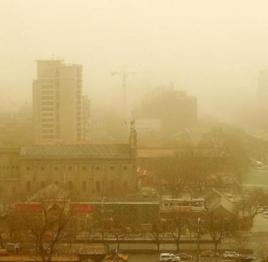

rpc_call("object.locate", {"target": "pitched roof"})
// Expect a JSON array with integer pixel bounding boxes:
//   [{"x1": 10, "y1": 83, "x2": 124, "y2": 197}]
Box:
[
  {"x1": 20, "y1": 144, "x2": 131, "y2": 160},
  {"x1": 27, "y1": 184, "x2": 68, "y2": 202},
  {"x1": 206, "y1": 189, "x2": 237, "y2": 215}
]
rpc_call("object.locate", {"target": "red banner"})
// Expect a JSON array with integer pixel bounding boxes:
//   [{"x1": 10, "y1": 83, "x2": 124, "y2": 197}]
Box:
[
  {"x1": 15, "y1": 203, "x2": 42, "y2": 212},
  {"x1": 15, "y1": 202, "x2": 93, "y2": 214},
  {"x1": 71, "y1": 203, "x2": 93, "y2": 214}
]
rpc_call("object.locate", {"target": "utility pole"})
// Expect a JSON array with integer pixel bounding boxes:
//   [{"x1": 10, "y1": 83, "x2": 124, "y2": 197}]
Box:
[{"x1": 197, "y1": 217, "x2": 201, "y2": 262}]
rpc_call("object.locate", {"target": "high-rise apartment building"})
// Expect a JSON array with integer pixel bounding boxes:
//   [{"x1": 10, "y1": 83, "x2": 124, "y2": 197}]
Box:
[
  {"x1": 33, "y1": 60, "x2": 84, "y2": 144},
  {"x1": 81, "y1": 95, "x2": 91, "y2": 142}
]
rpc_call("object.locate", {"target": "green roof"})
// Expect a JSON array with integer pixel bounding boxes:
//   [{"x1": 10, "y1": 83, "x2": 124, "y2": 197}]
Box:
[{"x1": 20, "y1": 144, "x2": 131, "y2": 160}]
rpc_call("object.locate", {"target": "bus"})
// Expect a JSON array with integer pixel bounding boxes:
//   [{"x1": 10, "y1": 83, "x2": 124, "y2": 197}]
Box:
[{"x1": 160, "y1": 198, "x2": 205, "y2": 213}]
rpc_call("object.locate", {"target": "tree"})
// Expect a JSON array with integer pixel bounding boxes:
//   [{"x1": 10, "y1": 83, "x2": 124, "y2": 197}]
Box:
[
  {"x1": 11, "y1": 196, "x2": 74, "y2": 262},
  {"x1": 171, "y1": 215, "x2": 188, "y2": 252},
  {"x1": 199, "y1": 128, "x2": 250, "y2": 182},
  {"x1": 203, "y1": 208, "x2": 240, "y2": 252},
  {"x1": 151, "y1": 223, "x2": 162, "y2": 252},
  {"x1": 203, "y1": 213, "x2": 225, "y2": 252},
  {"x1": 241, "y1": 189, "x2": 266, "y2": 221}
]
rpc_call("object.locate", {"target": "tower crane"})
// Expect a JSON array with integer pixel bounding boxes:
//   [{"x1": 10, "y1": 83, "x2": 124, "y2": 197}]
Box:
[{"x1": 111, "y1": 67, "x2": 141, "y2": 119}]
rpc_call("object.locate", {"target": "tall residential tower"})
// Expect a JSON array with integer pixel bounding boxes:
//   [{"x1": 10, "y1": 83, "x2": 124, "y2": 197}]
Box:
[{"x1": 33, "y1": 60, "x2": 85, "y2": 144}]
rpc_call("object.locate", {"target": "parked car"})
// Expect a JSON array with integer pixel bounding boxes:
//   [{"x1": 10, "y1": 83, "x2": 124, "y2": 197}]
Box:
[
  {"x1": 238, "y1": 255, "x2": 256, "y2": 262},
  {"x1": 176, "y1": 253, "x2": 192, "y2": 260},
  {"x1": 223, "y1": 251, "x2": 240, "y2": 259},
  {"x1": 160, "y1": 253, "x2": 181, "y2": 262},
  {"x1": 200, "y1": 250, "x2": 219, "y2": 257},
  {"x1": 263, "y1": 211, "x2": 268, "y2": 219}
]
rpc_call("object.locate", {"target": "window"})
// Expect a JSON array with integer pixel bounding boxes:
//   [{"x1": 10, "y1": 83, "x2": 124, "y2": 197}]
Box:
[
  {"x1": 41, "y1": 124, "x2": 54, "y2": 128},
  {"x1": 82, "y1": 166, "x2": 87, "y2": 171},
  {"x1": 110, "y1": 166, "x2": 114, "y2": 171},
  {"x1": 68, "y1": 181, "x2": 73, "y2": 191},
  {"x1": 41, "y1": 96, "x2": 54, "y2": 100},
  {"x1": 26, "y1": 181, "x2": 31, "y2": 192},
  {"x1": 41, "y1": 107, "x2": 54, "y2": 111},
  {"x1": 42, "y1": 135, "x2": 54, "y2": 139},
  {"x1": 110, "y1": 180, "x2": 114, "y2": 194},
  {"x1": 95, "y1": 166, "x2": 100, "y2": 170},
  {"x1": 124, "y1": 181, "x2": 128, "y2": 192},
  {"x1": 96, "y1": 181, "x2": 100, "y2": 193},
  {"x1": 41, "y1": 102, "x2": 54, "y2": 106},
  {"x1": 42, "y1": 129, "x2": 54, "y2": 133},
  {"x1": 42, "y1": 112, "x2": 54, "y2": 117},
  {"x1": 82, "y1": 181, "x2": 87, "y2": 192},
  {"x1": 68, "y1": 166, "x2": 72, "y2": 171}
]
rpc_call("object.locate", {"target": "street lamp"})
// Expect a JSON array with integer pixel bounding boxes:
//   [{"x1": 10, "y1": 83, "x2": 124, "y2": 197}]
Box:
[{"x1": 197, "y1": 217, "x2": 201, "y2": 262}]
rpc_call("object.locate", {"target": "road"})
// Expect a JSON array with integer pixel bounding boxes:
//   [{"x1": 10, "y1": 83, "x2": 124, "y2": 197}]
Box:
[
  {"x1": 128, "y1": 255, "x2": 226, "y2": 262},
  {"x1": 128, "y1": 254, "x2": 158, "y2": 262}
]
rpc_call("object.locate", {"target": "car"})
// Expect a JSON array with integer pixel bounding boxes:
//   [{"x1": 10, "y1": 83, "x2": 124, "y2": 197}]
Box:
[
  {"x1": 223, "y1": 251, "x2": 240, "y2": 259},
  {"x1": 200, "y1": 250, "x2": 219, "y2": 257},
  {"x1": 238, "y1": 255, "x2": 256, "y2": 262},
  {"x1": 176, "y1": 253, "x2": 192, "y2": 260},
  {"x1": 160, "y1": 253, "x2": 181, "y2": 262},
  {"x1": 263, "y1": 211, "x2": 268, "y2": 219}
]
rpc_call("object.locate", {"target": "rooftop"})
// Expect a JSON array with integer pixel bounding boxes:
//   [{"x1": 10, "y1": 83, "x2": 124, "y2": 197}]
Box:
[{"x1": 20, "y1": 144, "x2": 131, "y2": 160}]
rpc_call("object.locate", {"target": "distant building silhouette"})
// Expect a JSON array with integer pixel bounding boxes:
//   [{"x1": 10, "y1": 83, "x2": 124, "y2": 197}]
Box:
[
  {"x1": 257, "y1": 71, "x2": 268, "y2": 130},
  {"x1": 138, "y1": 87, "x2": 197, "y2": 137}
]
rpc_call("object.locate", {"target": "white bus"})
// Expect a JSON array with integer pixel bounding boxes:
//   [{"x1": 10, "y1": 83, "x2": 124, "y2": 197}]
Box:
[{"x1": 160, "y1": 198, "x2": 205, "y2": 213}]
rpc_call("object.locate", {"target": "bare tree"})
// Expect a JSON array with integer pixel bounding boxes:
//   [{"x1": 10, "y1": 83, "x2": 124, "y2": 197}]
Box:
[
  {"x1": 11, "y1": 198, "x2": 74, "y2": 262},
  {"x1": 151, "y1": 223, "x2": 162, "y2": 252},
  {"x1": 203, "y1": 210, "x2": 239, "y2": 252},
  {"x1": 170, "y1": 215, "x2": 188, "y2": 252},
  {"x1": 204, "y1": 213, "x2": 225, "y2": 252},
  {"x1": 242, "y1": 189, "x2": 266, "y2": 220}
]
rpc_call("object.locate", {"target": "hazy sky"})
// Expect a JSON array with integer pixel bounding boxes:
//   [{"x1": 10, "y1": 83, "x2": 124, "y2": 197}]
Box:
[{"x1": 1, "y1": 0, "x2": 268, "y2": 119}]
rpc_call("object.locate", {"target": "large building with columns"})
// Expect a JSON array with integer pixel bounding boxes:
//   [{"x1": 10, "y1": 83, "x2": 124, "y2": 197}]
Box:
[{"x1": 0, "y1": 142, "x2": 137, "y2": 204}]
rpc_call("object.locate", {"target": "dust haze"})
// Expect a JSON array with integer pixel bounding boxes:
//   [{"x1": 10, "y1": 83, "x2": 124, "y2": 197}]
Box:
[
  {"x1": 2, "y1": 1, "x2": 268, "y2": 261},
  {"x1": 1, "y1": 0, "x2": 268, "y2": 122}
]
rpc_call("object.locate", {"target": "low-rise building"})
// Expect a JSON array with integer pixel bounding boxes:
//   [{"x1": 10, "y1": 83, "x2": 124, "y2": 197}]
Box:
[{"x1": 0, "y1": 141, "x2": 137, "y2": 203}]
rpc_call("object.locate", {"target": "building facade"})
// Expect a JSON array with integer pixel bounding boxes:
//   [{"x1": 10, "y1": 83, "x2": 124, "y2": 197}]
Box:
[
  {"x1": 138, "y1": 88, "x2": 198, "y2": 137},
  {"x1": 33, "y1": 60, "x2": 85, "y2": 144},
  {"x1": 0, "y1": 143, "x2": 137, "y2": 203},
  {"x1": 81, "y1": 96, "x2": 91, "y2": 142}
]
